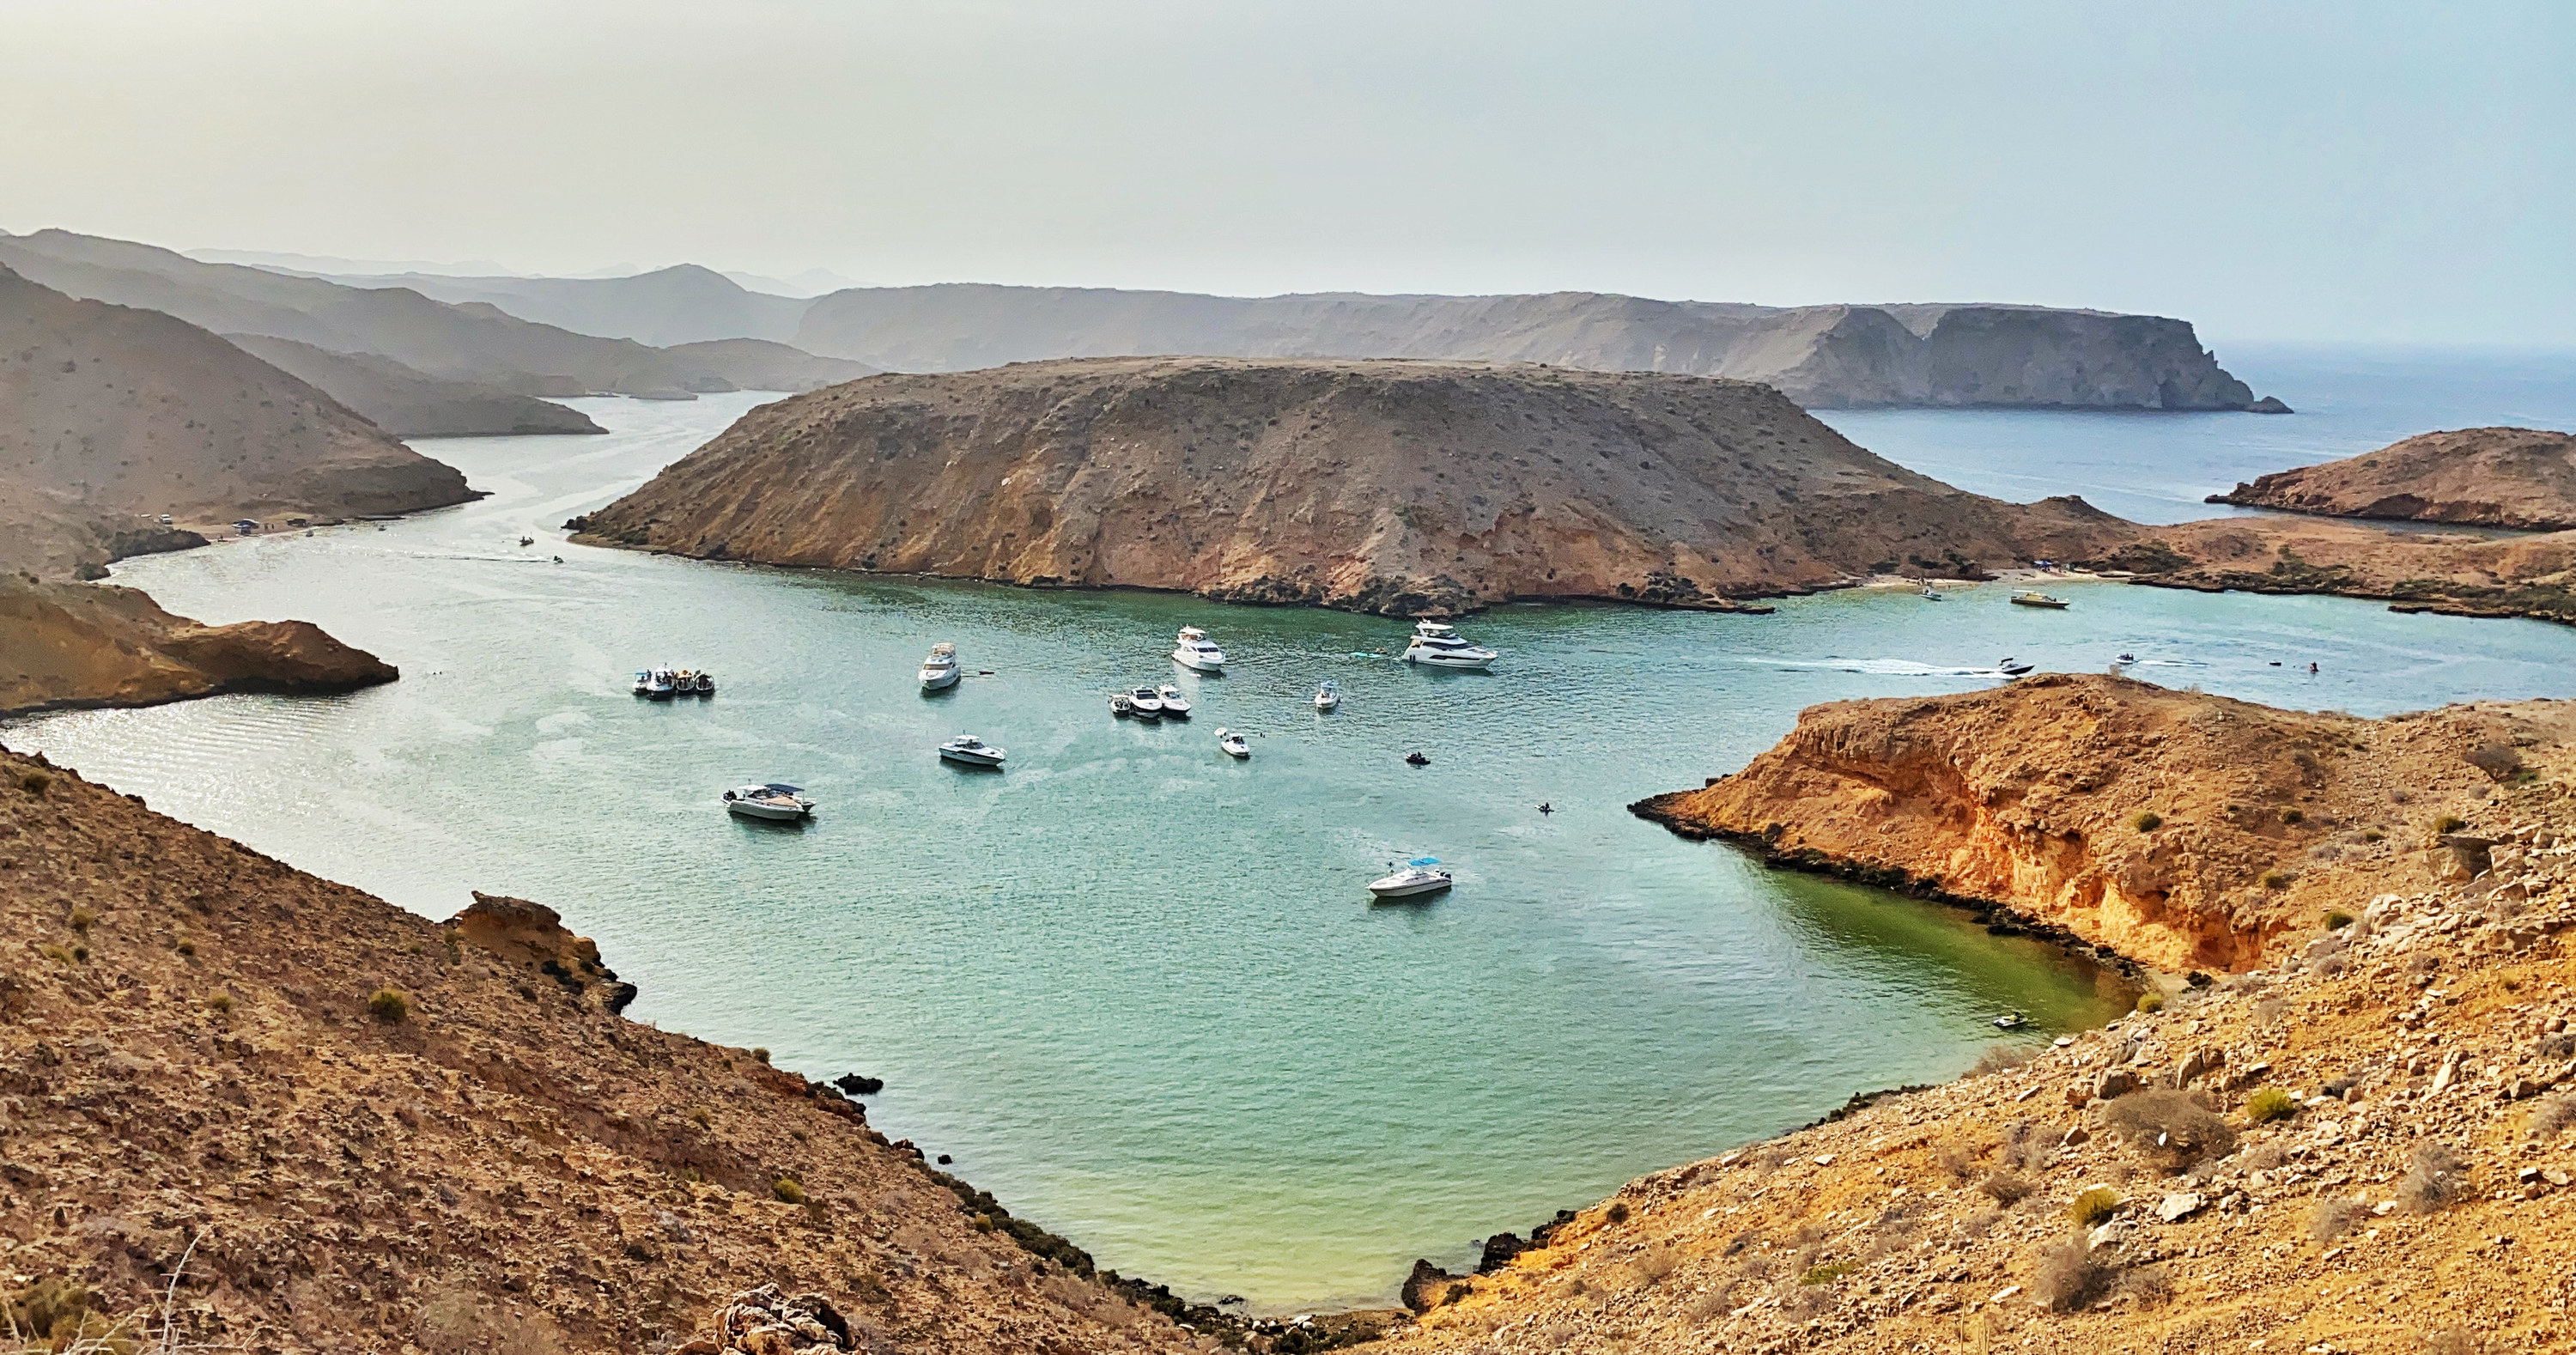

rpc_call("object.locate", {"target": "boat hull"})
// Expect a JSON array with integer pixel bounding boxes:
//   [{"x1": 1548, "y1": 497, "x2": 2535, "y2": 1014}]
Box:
[
  {"x1": 1171, "y1": 650, "x2": 1224, "y2": 672},
  {"x1": 726, "y1": 800, "x2": 809, "y2": 821},
  {"x1": 1403, "y1": 650, "x2": 1495, "y2": 670},
  {"x1": 939, "y1": 748, "x2": 1005, "y2": 767},
  {"x1": 920, "y1": 670, "x2": 959, "y2": 691},
  {"x1": 1368, "y1": 878, "x2": 1452, "y2": 899}
]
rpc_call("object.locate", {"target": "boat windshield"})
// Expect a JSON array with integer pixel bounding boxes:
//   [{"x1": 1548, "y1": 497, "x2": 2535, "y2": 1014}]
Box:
[{"x1": 762, "y1": 783, "x2": 804, "y2": 794}]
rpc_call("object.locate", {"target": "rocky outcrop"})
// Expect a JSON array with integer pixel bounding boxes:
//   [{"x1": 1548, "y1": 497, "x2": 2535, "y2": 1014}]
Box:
[
  {"x1": 787, "y1": 285, "x2": 2268, "y2": 410},
  {"x1": 2209, "y1": 426, "x2": 2576, "y2": 530},
  {"x1": 1632, "y1": 673, "x2": 2537, "y2": 971},
  {"x1": 1388, "y1": 696, "x2": 2576, "y2": 1355},
  {"x1": 2081, "y1": 515, "x2": 2576, "y2": 627},
  {"x1": 574, "y1": 357, "x2": 2136, "y2": 616},
  {"x1": 0, "y1": 580, "x2": 399, "y2": 717},
  {"x1": 0, "y1": 744, "x2": 1206, "y2": 1354},
  {"x1": 223, "y1": 332, "x2": 606, "y2": 437},
  {"x1": 447, "y1": 890, "x2": 637, "y2": 1014}
]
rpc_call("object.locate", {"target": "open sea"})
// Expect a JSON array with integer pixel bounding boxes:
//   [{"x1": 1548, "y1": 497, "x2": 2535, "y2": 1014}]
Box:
[{"x1": 9, "y1": 345, "x2": 2573, "y2": 1309}]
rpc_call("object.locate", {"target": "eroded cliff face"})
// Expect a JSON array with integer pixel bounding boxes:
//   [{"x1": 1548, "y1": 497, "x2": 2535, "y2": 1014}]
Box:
[
  {"x1": 574, "y1": 357, "x2": 2135, "y2": 616},
  {"x1": 1635, "y1": 674, "x2": 2539, "y2": 971},
  {"x1": 2209, "y1": 426, "x2": 2576, "y2": 530},
  {"x1": 0, "y1": 580, "x2": 399, "y2": 718}
]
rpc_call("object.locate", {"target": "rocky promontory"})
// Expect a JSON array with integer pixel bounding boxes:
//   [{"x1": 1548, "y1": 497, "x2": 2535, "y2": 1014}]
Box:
[
  {"x1": 223, "y1": 332, "x2": 607, "y2": 438},
  {"x1": 574, "y1": 357, "x2": 2134, "y2": 616},
  {"x1": 2210, "y1": 426, "x2": 2576, "y2": 530}
]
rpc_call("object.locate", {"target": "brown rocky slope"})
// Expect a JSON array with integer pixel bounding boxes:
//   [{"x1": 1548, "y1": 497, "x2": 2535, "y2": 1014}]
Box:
[
  {"x1": 2083, "y1": 515, "x2": 2576, "y2": 628},
  {"x1": 223, "y1": 333, "x2": 607, "y2": 439},
  {"x1": 1381, "y1": 684, "x2": 2576, "y2": 1354},
  {"x1": 574, "y1": 357, "x2": 2131, "y2": 616},
  {"x1": 0, "y1": 745, "x2": 1214, "y2": 1354},
  {"x1": 2210, "y1": 428, "x2": 2576, "y2": 531}
]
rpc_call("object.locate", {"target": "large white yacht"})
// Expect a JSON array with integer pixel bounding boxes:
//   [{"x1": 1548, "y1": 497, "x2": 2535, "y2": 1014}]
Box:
[
  {"x1": 1400, "y1": 621, "x2": 1498, "y2": 670},
  {"x1": 1171, "y1": 626, "x2": 1227, "y2": 672},
  {"x1": 918, "y1": 642, "x2": 960, "y2": 692},
  {"x1": 937, "y1": 734, "x2": 1005, "y2": 768}
]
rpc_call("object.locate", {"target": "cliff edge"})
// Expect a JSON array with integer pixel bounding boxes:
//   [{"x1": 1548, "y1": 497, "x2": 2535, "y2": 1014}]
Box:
[
  {"x1": 574, "y1": 357, "x2": 2135, "y2": 616},
  {"x1": 2210, "y1": 427, "x2": 2576, "y2": 531}
]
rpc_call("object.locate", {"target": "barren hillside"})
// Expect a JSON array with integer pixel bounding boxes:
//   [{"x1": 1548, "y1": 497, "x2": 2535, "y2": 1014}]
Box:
[
  {"x1": 223, "y1": 333, "x2": 605, "y2": 438},
  {"x1": 574, "y1": 357, "x2": 2133, "y2": 616},
  {"x1": 2210, "y1": 427, "x2": 2576, "y2": 530},
  {"x1": 0, "y1": 745, "x2": 1211, "y2": 1353}
]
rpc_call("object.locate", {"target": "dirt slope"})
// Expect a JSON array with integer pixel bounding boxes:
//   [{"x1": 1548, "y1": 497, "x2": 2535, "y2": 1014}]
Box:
[
  {"x1": 787, "y1": 286, "x2": 2266, "y2": 410},
  {"x1": 1634, "y1": 674, "x2": 2518, "y2": 972},
  {"x1": 574, "y1": 357, "x2": 2134, "y2": 616},
  {"x1": 0, "y1": 745, "x2": 1210, "y2": 1354},
  {"x1": 1382, "y1": 687, "x2": 2576, "y2": 1355},
  {"x1": 2211, "y1": 428, "x2": 2576, "y2": 530},
  {"x1": 223, "y1": 333, "x2": 605, "y2": 437}
]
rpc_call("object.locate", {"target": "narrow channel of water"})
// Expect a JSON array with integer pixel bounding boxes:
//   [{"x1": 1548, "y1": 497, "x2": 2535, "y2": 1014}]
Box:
[{"x1": 12, "y1": 378, "x2": 2573, "y2": 1309}]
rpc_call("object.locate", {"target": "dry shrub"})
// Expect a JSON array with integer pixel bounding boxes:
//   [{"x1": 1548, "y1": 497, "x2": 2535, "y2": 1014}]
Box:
[
  {"x1": 2033, "y1": 1232, "x2": 2114, "y2": 1312},
  {"x1": 1629, "y1": 1243, "x2": 1680, "y2": 1287},
  {"x1": 368, "y1": 987, "x2": 411, "y2": 1024},
  {"x1": 1935, "y1": 1139, "x2": 1979, "y2": 1183},
  {"x1": 2397, "y1": 1144, "x2": 2468, "y2": 1214},
  {"x1": 2465, "y1": 744, "x2": 2524, "y2": 781},
  {"x1": 2254, "y1": 996, "x2": 2288, "y2": 1027},
  {"x1": 1954, "y1": 1206, "x2": 2003, "y2": 1239},
  {"x1": 2099, "y1": 1090, "x2": 2239, "y2": 1169},
  {"x1": 1978, "y1": 1171, "x2": 2033, "y2": 1206},
  {"x1": 2116, "y1": 1264, "x2": 2173, "y2": 1308},
  {"x1": 2526, "y1": 1093, "x2": 2576, "y2": 1139},
  {"x1": 2308, "y1": 1196, "x2": 2369, "y2": 1244},
  {"x1": 2424, "y1": 1328, "x2": 2481, "y2": 1355},
  {"x1": 1972, "y1": 1043, "x2": 2034, "y2": 1076}
]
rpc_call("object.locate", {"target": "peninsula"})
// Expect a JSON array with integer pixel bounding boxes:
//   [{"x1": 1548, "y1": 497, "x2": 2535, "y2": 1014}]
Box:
[
  {"x1": 2209, "y1": 426, "x2": 2576, "y2": 531},
  {"x1": 573, "y1": 357, "x2": 2133, "y2": 616}
]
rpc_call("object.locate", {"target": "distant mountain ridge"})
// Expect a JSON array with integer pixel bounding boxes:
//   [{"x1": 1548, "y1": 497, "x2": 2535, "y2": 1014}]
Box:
[{"x1": 280, "y1": 258, "x2": 2269, "y2": 411}]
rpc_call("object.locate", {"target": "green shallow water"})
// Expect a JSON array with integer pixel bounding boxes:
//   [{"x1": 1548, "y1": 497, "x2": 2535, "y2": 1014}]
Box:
[{"x1": 13, "y1": 392, "x2": 2576, "y2": 1309}]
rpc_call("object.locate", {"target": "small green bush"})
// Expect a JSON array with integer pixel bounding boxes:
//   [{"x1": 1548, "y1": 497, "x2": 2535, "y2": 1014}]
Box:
[
  {"x1": 2280, "y1": 808, "x2": 2304, "y2": 825},
  {"x1": 368, "y1": 987, "x2": 410, "y2": 1024},
  {"x1": 2134, "y1": 991, "x2": 2165, "y2": 1013},
  {"x1": 208, "y1": 993, "x2": 234, "y2": 1013},
  {"x1": 2244, "y1": 1087, "x2": 2300, "y2": 1123},
  {"x1": 2361, "y1": 829, "x2": 2385, "y2": 843},
  {"x1": 175, "y1": 938, "x2": 196, "y2": 956},
  {"x1": 67, "y1": 906, "x2": 96, "y2": 935},
  {"x1": 2324, "y1": 909, "x2": 2355, "y2": 930},
  {"x1": 1800, "y1": 1261, "x2": 1855, "y2": 1286},
  {"x1": 1606, "y1": 1201, "x2": 1630, "y2": 1224},
  {"x1": 2435, "y1": 814, "x2": 2468, "y2": 834},
  {"x1": 2069, "y1": 1186, "x2": 2122, "y2": 1227},
  {"x1": 751, "y1": 1047, "x2": 771, "y2": 1065},
  {"x1": 2132, "y1": 811, "x2": 2163, "y2": 832},
  {"x1": 16, "y1": 769, "x2": 52, "y2": 796},
  {"x1": 39, "y1": 944, "x2": 76, "y2": 965},
  {"x1": 772, "y1": 1176, "x2": 806, "y2": 1205},
  {"x1": 2261, "y1": 871, "x2": 2293, "y2": 890}
]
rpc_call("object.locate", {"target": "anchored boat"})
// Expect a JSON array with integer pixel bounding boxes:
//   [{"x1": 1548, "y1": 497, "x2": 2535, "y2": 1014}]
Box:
[
  {"x1": 1369, "y1": 857, "x2": 1453, "y2": 899},
  {"x1": 722, "y1": 783, "x2": 814, "y2": 821}
]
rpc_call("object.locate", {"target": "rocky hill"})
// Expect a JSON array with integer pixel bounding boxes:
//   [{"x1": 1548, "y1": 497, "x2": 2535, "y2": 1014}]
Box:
[
  {"x1": 571, "y1": 357, "x2": 2135, "y2": 616},
  {"x1": 0, "y1": 581, "x2": 398, "y2": 716},
  {"x1": 224, "y1": 333, "x2": 605, "y2": 438},
  {"x1": 1381, "y1": 682, "x2": 2576, "y2": 1355},
  {"x1": 2210, "y1": 426, "x2": 2576, "y2": 530},
  {"x1": 0, "y1": 230, "x2": 872, "y2": 398},
  {"x1": 323, "y1": 263, "x2": 811, "y2": 347},
  {"x1": 0, "y1": 744, "x2": 1209, "y2": 1353},
  {"x1": 786, "y1": 286, "x2": 2269, "y2": 411},
  {"x1": 2081, "y1": 515, "x2": 2576, "y2": 628}
]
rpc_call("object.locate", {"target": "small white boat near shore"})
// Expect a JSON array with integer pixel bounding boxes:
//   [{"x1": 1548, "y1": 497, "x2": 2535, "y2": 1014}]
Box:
[
  {"x1": 938, "y1": 735, "x2": 1005, "y2": 768},
  {"x1": 1369, "y1": 857, "x2": 1452, "y2": 899},
  {"x1": 1172, "y1": 626, "x2": 1227, "y2": 672},
  {"x1": 919, "y1": 642, "x2": 960, "y2": 691},
  {"x1": 722, "y1": 783, "x2": 814, "y2": 820}
]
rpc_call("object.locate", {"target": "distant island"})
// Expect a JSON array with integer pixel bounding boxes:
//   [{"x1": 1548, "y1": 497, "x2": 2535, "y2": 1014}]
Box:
[{"x1": 572, "y1": 356, "x2": 2134, "y2": 616}]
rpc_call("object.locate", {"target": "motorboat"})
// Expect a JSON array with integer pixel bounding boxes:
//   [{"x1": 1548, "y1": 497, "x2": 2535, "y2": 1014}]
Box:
[
  {"x1": 1126, "y1": 686, "x2": 1166, "y2": 716},
  {"x1": 1109, "y1": 693, "x2": 1156, "y2": 720},
  {"x1": 631, "y1": 671, "x2": 653, "y2": 696},
  {"x1": 938, "y1": 735, "x2": 1005, "y2": 768},
  {"x1": 2115, "y1": 653, "x2": 2137, "y2": 665},
  {"x1": 1401, "y1": 621, "x2": 1498, "y2": 670},
  {"x1": 518, "y1": 535, "x2": 534, "y2": 547},
  {"x1": 1215, "y1": 727, "x2": 1251, "y2": 758},
  {"x1": 722, "y1": 783, "x2": 814, "y2": 820},
  {"x1": 642, "y1": 669, "x2": 677, "y2": 700},
  {"x1": 1314, "y1": 680, "x2": 1340, "y2": 711},
  {"x1": 1993, "y1": 1011, "x2": 2029, "y2": 1030},
  {"x1": 1997, "y1": 657, "x2": 2035, "y2": 678},
  {"x1": 2010, "y1": 591, "x2": 2070, "y2": 609},
  {"x1": 1156, "y1": 684, "x2": 1193, "y2": 718},
  {"x1": 1368, "y1": 857, "x2": 1453, "y2": 899},
  {"x1": 1171, "y1": 626, "x2": 1227, "y2": 672},
  {"x1": 691, "y1": 671, "x2": 716, "y2": 696},
  {"x1": 919, "y1": 643, "x2": 961, "y2": 692},
  {"x1": 1405, "y1": 751, "x2": 1431, "y2": 766},
  {"x1": 1919, "y1": 583, "x2": 1945, "y2": 601}
]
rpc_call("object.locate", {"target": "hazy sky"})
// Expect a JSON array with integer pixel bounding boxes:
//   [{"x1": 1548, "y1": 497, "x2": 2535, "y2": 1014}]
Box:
[{"x1": 5, "y1": 0, "x2": 2568, "y2": 345}]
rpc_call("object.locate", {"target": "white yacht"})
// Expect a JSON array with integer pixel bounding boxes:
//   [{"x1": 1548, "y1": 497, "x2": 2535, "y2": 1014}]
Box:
[
  {"x1": 1215, "y1": 727, "x2": 1251, "y2": 758},
  {"x1": 1155, "y1": 684, "x2": 1193, "y2": 718},
  {"x1": 1368, "y1": 857, "x2": 1453, "y2": 899},
  {"x1": 1126, "y1": 686, "x2": 1166, "y2": 716},
  {"x1": 1400, "y1": 622, "x2": 1498, "y2": 670},
  {"x1": 1313, "y1": 679, "x2": 1340, "y2": 711},
  {"x1": 937, "y1": 735, "x2": 1005, "y2": 768},
  {"x1": 918, "y1": 642, "x2": 960, "y2": 692},
  {"x1": 1171, "y1": 626, "x2": 1227, "y2": 672},
  {"x1": 722, "y1": 783, "x2": 814, "y2": 821}
]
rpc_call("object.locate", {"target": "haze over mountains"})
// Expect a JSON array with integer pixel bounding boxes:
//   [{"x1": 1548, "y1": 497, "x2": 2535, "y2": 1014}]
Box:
[{"x1": 298, "y1": 262, "x2": 2269, "y2": 412}]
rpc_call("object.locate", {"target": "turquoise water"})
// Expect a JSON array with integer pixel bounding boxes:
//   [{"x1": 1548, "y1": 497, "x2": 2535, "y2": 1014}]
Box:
[{"x1": 11, "y1": 385, "x2": 2576, "y2": 1309}]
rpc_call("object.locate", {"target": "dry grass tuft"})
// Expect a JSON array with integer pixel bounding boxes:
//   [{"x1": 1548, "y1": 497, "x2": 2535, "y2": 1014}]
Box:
[
  {"x1": 367, "y1": 987, "x2": 410, "y2": 1024},
  {"x1": 2099, "y1": 1090, "x2": 2239, "y2": 1169},
  {"x1": 2397, "y1": 1144, "x2": 2468, "y2": 1214},
  {"x1": 1978, "y1": 1171, "x2": 2033, "y2": 1206},
  {"x1": 1971, "y1": 1044, "x2": 2033, "y2": 1076},
  {"x1": 2308, "y1": 1196, "x2": 2369, "y2": 1245},
  {"x1": 2032, "y1": 1232, "x2": 2113, "y2": 1312}
]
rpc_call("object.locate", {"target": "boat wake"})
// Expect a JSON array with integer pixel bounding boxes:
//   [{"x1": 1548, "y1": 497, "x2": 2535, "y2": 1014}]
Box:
[{"x1": 1760, "y1": 658, "x2": 2000, "y2": 678}]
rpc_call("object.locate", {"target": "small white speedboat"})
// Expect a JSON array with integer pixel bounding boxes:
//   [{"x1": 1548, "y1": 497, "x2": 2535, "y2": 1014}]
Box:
[
  {"x1": 1172, "y1": 626, "x2": 1227, "y2": 672},
  {"x1": 1920, "y1": 584, "x2": 1945, "y2": 601},
  {"x1": 1110, "y1": 693, "x2": 1154, "y2": 720},
  {"x1": 1314, "y1": 680, "x2": 1340, "y2": 711},
  {"x1": 1401, "y1": 622, "x2": 1498, "y2": 670},
  {"x1": 1215, "y1": 727, "x2": 1251, "y2": 758},
  {"x1": 919, "y1": 642, "x2": 960, "y2": 692},
  {"x1": 938, "y1": 735, "x2": 1005, "y2": 768},
  {"x1": 2010, "y1": 591, "x2": 2069, "y2": 609},
  {"x1": 631, "y1": 671, "x2": 653, "y2": 696},
  {"x1": 1369, "y1": 857, "x2": 1453, "y2": 899},
  {"x1": 722, "y1": 783, "x2": 814, "y2": 820},
  {"x1": 1156, "y1": 684, "x2": 1192, "y2": 718},
  {"x1": 643, "y1": 668, "x2": 678, "y2": 700},
  {"x1": 1997, "y1": 657, "x2": 2035, "y2": 678},
  {"x1": 1127, "y1": 686, "x2": 1166, "y2": 716}
]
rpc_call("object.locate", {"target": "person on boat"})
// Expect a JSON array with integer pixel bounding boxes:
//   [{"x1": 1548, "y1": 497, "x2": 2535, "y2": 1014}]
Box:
[{"x1": 2309, "y1": 661, "x2": 2320, "y2": 675}]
